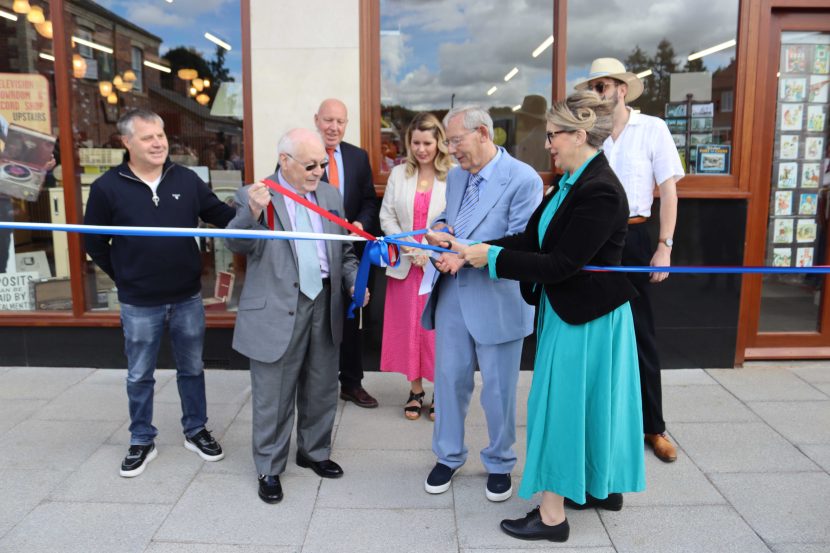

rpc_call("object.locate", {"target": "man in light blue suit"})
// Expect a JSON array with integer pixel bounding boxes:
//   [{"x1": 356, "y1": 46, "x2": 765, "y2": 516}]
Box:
[{"x1": 422, "y1": 105, "x2": 542, "y2": 501}]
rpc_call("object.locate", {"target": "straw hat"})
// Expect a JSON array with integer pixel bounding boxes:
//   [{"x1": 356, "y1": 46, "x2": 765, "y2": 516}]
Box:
[{"x1": 574, "y1": 57, "x2": 644, "y2": 103}]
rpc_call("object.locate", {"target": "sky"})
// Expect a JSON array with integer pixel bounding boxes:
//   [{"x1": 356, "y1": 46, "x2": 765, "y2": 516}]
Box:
[
  {"x1": 96, "y1": 0, "x2": 243, "y2": 81},
  {"x1": 380, "y1": 0, "x2": 740, "y2": 110}
]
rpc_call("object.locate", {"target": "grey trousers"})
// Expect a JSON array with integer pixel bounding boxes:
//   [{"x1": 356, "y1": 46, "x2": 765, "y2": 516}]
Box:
[{"x1": 249, "y1": 282, "x2": 339, "y2": 476}]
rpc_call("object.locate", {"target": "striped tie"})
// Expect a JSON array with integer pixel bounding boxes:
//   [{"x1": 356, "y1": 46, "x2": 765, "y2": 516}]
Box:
[{"x1": 454, "y1": 173, "x2": 483, "y2": 238}]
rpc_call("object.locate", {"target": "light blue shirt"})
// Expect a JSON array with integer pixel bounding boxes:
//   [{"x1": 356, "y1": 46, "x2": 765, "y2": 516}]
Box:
[{"x1": 278, "y1": 170, "x2": 330, "y2": 277}]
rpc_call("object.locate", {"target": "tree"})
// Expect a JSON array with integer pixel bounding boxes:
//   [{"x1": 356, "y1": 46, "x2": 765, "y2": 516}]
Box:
[
  {"x1": 684, "y1": 56, "x2": 706, "y2": 72},
  {"x1": 161, "y1": 47, "x2": 212, "y2": 92},
  {"x1": 208, "y1": 46, "x2": 234, "y2": 85}
]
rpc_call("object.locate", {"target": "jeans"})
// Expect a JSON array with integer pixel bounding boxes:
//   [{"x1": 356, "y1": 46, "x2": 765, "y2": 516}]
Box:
[{"x1": 120, "y1": 293, "x2": 207, "y2": 445}]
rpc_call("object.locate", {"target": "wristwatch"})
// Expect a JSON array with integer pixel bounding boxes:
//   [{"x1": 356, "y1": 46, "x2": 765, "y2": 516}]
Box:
[{"x1": 660, "y1": 238, "x2": 674, "y2": 247}]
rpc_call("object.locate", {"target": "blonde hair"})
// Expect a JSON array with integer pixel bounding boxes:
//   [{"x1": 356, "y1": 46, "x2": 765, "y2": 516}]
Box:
[
  {"x1": 547, "y1": 90, "x2": 614, "y2": 149},
  {"x1": 404, "y1": 112, "x2": 453, "y2": 181}
]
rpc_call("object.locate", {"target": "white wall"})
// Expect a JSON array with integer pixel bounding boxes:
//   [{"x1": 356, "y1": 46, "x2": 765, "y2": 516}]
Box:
[{"x1": 249, "y1": 0, "x2": 362, "y2": 181}]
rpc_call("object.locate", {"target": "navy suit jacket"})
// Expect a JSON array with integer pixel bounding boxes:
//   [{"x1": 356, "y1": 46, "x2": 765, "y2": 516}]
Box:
[{"x1": 321, "y1": 141, "x2": 379, "y2": 235}]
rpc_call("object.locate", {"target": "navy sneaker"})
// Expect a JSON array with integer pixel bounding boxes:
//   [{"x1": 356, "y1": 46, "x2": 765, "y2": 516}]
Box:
[
  {"x1": 184, "y1": 429, "x2": 224, "y2": 461},
  {"x1": 486, "y1": 473, "x2": 513, "y2": 502},
  {"x1": 120, "y1": 443, "x2": 157, "y2": 477},
  {"x1": 424, "y1": 462, "x2": 459, "y2": 494}
]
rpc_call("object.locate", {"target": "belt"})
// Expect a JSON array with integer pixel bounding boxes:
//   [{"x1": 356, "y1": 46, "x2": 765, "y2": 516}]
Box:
[{"x1": 628, "y1": 216, "x2": 648, "y2": 225}]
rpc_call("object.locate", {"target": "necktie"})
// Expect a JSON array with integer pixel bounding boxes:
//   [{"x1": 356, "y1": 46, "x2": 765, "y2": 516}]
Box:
[
  {"x1": 327, "y1": 148, "x2": 340, "y2": 188},
  {"x1": 294, "y1": 203, "x2": 323, "y2": 300},
  {"x1": 454, "y1": 173, "x2": 483, "y2": 238}
]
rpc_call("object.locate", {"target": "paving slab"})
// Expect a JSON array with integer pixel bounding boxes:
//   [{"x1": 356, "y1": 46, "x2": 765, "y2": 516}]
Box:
[
  {"x1": 601, "y1": 505, "x2": 772, "y2": 553},
  {"x1": 146, "y1": 544, "x2": 296, "y2": 553},
  {"x1": 0, "y1": 468, "x2": 68, "y2": 538},
  {"x1": 0, "y1": 419, "x2": 121, "y2": 471},
  {"x1": 0, "y1": 398, "x2": 47, "y2": 437},
  {"x1": 711, "y1": 472, "x2": 830, "y2": 544},
  {"x1": 0, "y1": 366, "x2": 93, "y2": 400},
  {"x1": 32, "y1": 382, "x2": 130, "y2": 422},
  {"x1": 335, "y1": 403, "x2": 434, "y2": 450},
  {"x1": 771, "y1": 544, "x2": 830, "y2": 553},
  {"x1": 302, "y1": 507, "x2": 458, "y2": 553},
  {"x1": 669, "y1": 421, "x2": 821, "y2": 473},
  {"x1": 154, "y1": 369, "x2": 251, "y2": 406},
  {"x1": 0, "y1": 501, "x2": 169, "y2": 553},
  {"x1": 626, "y1": 445, "x2": 727, "y2": 506},
  {"x1": 663, "y1": 384, "x2": 758, "y2": 423},
  {"x1": 708, "y1": 368, "x2": 827, "y2": 401},
  {"x1": 786, "y1": 365, "x2": 830, "y2": 384},
  {"x1": 462, "y1": 549, "x2": 616, "y2": 553},
  {"x1": 748, "y1": 400, "x2": 830, "y2": 445},
  {"x1": 155, "y1": 472, "x2": 319, "y2": 546},
  {"x1": 50, "y1": 444, "x2": 203, "y2": 504},
  {"x1": 665, "y1": 368, "x2": 719, "y2": 386},
  {"x1": 799, "y1": 444, "x2": 830, "y2": 472}
]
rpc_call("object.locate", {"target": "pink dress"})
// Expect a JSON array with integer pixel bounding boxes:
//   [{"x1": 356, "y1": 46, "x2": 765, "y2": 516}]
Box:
[{"x1": 380, "y1": 189, "x2": 435, "y2": 382}]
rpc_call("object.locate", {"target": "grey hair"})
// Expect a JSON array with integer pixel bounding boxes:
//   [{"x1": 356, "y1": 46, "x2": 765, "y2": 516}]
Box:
[
  {"x1": 117, "y1": 109, "x2": 164, "y2": 137},
  {"x1": 277, "y1": 128, "x2": 324, "y2": 157},
  {"x1": 547, "y1": 90, "x2": 614, "y2": 149},
  {"x1": 442, "y1": 105, "x2": 494, "y2": 140}
]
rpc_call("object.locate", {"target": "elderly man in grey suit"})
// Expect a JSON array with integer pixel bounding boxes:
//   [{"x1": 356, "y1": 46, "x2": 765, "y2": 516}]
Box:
[{"x1": 225, "y1": 128, "x2": 363, "y2": 504}]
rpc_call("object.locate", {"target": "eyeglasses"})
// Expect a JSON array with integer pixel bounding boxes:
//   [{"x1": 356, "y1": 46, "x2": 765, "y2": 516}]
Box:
[
  {"x1": 442, "y1": 128, "x2": 477, "y2": 147},
  {"x1": 286, "y1": 153, "x2": 329, "y2": 172},
  {"x1": 586, "y1": 81, "x2": 616, "y2": 94},
  {"x1": 546, "y1": 130, "x2": 576, "y2": 144}
]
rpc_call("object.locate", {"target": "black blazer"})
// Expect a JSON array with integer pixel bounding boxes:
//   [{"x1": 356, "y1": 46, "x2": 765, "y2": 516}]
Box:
[
  {"x1": 490, "y1": 154, "x2": 637, "y2": 325},
  {"x1": 321, "y1": 141, "x2": 380, "y2": 235}
]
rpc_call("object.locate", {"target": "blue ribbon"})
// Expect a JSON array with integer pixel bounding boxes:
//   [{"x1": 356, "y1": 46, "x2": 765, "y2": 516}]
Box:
[{"x1": 584, "y1": 265, "x2": 830, "y2": 274}]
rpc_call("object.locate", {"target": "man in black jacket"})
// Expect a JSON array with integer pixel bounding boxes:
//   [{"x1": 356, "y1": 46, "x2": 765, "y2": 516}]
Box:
[
  {"x1": 314, "y1": 99, "x2": 380, "y2": 408},
  {"x1": 84, "y1": 109, "x2": 235, "y2": 477}
]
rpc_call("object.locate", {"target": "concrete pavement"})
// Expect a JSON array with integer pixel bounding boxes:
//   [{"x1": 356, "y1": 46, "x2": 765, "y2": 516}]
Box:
[{"x1": 0, "y1": 362, "x2": 829, "y2": 552}]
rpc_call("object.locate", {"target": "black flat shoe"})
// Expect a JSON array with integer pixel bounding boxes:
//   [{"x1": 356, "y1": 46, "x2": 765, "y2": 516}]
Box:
[
  {"x1": 564, "y1": 492, "x2": 623, "y2": 511},
  {"x1": 258, "y1": 474, "x2": 283, "y2": 504},
  {"x1": 500, "y1": 507, "x2": 569, "y2": 542},
  {"x1": 296, "y1": 453, "x2": 344, "y2": 478}
]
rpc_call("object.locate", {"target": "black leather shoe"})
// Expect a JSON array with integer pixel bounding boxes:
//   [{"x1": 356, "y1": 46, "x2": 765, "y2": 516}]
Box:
[
  {"x1": 296, "y1": 453, "x2": 344, "y2": 478},
  {"x1": 500, "y1": 507, "x2": 569, "y2": 542},
  {"x1": 340, "y1": 386, "x2": 379, "y2": 408},
  {"x1": 564, "y1": 492, "x2": 623, "y2": 511},
  {"x1": 257, "y1": 474, "x2": 283, "y2": 504}
]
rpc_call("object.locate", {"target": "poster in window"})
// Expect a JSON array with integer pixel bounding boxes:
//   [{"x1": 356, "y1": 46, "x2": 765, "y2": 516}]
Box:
[
  {"x1": 805, "y1": 136, "x2": 824, "y2": 160},
  {"x1": 785, "y1": 45, "x2": 808, "y2": 73},
  {"x1": 797, "y1": 219, "x2": 817, "y2": 242},
  {"x1": 665, "y1": 103, "x2": 687, "y2": 118},
  {"x1": 780, "y1": 78, "x2": 806, "y2": 101},
  {"x1": 690, "y1": 133, "x2": 713, "y2": 146},
  {"x1": 781, "y1": 104, "x2": 804, "y2": 131},
  {"x1": 778, "y1": 162, "x2": 798, "y2": 188},
  {"x1": 691, "y1": 103, "x2": 714, "y2": 117},
  {"x1": 672, "y1": 134, "x2": 686, "y2": 148},
  {"x1": 773, "y1": 219, "x2": 794, "y2": 243},
  {"x1": 809, "y1": 75, "x2": 830, "y2": 102},
  {"x1": 807, "y1": 105, "x2": 826, "y2": 132},
  {"x1": 691, "y1": 117, "x2": 713, "y2": 131},
  {"x1": 802, "y1": 163, "x2": 821, "y2": 188},
  {"x1": 815, "y1": 44, "x2": 830, "y2": 74},
  {"x1": 775, "y1": 191, "x2": 793, "y2": 215},
  {"x1": 666, "y1": 118, "x2": 686, "y2": 133},
  {"x1": 799, "y1": 192, "x2": 818, "y2": 215},
  {"x1": 773, "y1": 247, "x2": 792, "y2": 267},
  {"x1": 780, "y1": 135, "x2": 799, "y2": 159},
  {"x1": 796, "y1": 247, "x2": 814, "y2": 267},
  {"x1": 696, "y1": 145, "x2": 730, "y2": 174}
]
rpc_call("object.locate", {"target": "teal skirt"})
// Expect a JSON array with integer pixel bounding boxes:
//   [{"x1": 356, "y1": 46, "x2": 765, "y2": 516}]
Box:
[{"x1": 518, "y1": 297, "x2": 646, "y2": 501}]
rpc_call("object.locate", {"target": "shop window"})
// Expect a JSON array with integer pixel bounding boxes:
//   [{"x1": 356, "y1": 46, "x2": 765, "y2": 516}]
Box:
[
  {"x1": 0, "y1": 1, "x2": 62, "y2": 312},
  {"x1": 566, "y1": 0, "x2": 739, "y2": 175},
  {"x1": 63, "y1": 1, "x2": 245, "y2": 314},
  {"x1": 379, "y1": 0, "x2": 554, "y2": 173}
]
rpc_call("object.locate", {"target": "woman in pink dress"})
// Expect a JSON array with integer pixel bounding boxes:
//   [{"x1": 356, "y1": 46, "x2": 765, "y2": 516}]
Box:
[{"x1": 379, "y1": 112, "x2": 452, "y2": 420}]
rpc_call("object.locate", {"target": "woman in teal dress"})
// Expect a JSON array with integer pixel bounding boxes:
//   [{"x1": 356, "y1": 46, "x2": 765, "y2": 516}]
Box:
[{"x1": 456, "y1": 90, "x2": 646, "y2": 542}]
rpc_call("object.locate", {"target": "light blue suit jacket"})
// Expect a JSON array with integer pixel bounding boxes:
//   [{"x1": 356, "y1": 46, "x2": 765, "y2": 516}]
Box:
[{"x1": 422, "y1": 148, "x2": 542, "y2": 344}]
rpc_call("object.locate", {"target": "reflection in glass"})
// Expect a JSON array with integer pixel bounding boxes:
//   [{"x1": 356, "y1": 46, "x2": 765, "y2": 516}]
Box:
[
  {"x1": 759, "y1": 31, "x2": 830, "y2": 332},
  {"x1": 380, "y1": 0, "x2": 553, "y2": 172},
  {"x1": 566, "y1": 0, "x2": 739, "y2": 174}
]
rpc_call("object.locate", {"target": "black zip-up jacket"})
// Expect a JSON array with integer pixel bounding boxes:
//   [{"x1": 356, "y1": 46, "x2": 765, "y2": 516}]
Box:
[{"x1": 83, "y1": 160, "x2": 235, "y2": 306}]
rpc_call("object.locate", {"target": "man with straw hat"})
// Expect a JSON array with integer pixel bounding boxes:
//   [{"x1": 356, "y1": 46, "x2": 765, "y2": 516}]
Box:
[{"x1": 574, "y1": 57, "x2": 684, "y2": 469}]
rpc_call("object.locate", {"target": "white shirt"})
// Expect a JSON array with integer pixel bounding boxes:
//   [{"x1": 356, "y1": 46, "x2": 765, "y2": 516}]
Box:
[{"x1": 602, "y1": 108, "x2": 684, "y2": 218}]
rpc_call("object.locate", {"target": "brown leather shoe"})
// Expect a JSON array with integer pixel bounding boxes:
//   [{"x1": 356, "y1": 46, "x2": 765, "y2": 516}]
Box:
[
  {"x1": 340, "y1": 386, "x2": 379, "y2": 408},
  {"x1": 645, "y1": 433, "x2": 677, "y2": 462}
]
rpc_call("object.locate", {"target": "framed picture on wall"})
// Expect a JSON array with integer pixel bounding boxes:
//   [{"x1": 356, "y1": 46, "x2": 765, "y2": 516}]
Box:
[
  {"x1": 773, "y1": 218, "x2": 794, "y2": 243},
  {"x1": 802, "y1": 163, "x2": 821, "y2": 188},
  {"x1": 780, "y1": 135, "x2": 799, "y2": 159},
  {"x1": 809, "y1": 75, "x2": 830, "y2": 102},
  {"x1": 780, "y1": 77, "x2": 806, "y2": 101},
  {"x1": 775, "y1": 191, "x2": 793, "y2": 215},
  {"x1": 805, "y1": 136, "x2": 824, "y2": 160},
  {"x1": 796, "y1": 247, "x2": 814, "y2": 267},
  {"x1": 777, "y1": 162, "x2": 798, "y2": 187},
  {"x1": 773, "y1": 247, "x2": 792, "y2": 267},
  {"x1": 797, "y1": 219, "x2": 817, "y2": 242},
  {"x1": 665, "y1": 103, "x2": 687, "y2": 118},
  {"x1": 814, "y1": 44, "x2": 830, "y2": 74},
  {"x1": 781, "y1": 104, "x2": 804, "y2": 131},
  {"x1": 807, "y1": 105, "x2": 826, "y2": 131},
  {"x1": 696, "y1": 144, "x2": 731, "y2": 174},
  {"x1": 784, "y1": 44, "x2": 808, "y2": 73},
  {"x1": 799, "y1": 193, "x2": 818, "y2": 215}
]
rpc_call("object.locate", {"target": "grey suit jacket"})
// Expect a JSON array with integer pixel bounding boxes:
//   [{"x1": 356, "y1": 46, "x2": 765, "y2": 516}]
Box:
[{"x1": 225, "y1": 174, "x2": 359, "y2": 363}]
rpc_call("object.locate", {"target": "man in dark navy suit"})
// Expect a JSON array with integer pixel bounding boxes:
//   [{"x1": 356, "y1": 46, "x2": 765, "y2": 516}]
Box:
[{"x1": 314, "y1": 98, "x2": 380, "y2": 408}]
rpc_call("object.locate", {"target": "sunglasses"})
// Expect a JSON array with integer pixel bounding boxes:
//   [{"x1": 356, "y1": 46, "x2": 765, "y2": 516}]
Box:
[
  {"x1": 286, "y1": 153, "x2": 329, "y2": 172},
  {"x1": 587, "y1": 81, "x2": 616, "y2": 94},
  {"x1": 546, "y1": 130, "x2": 576, "y2": 144}
]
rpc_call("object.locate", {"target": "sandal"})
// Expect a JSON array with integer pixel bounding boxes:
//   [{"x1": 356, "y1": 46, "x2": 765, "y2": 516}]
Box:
[
  {"x1": 404, "y1": 390, "x2": 425, "y2": 420},
  {"x1": 428, "y1": 395, "x2": 435, "y2": 421}
]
